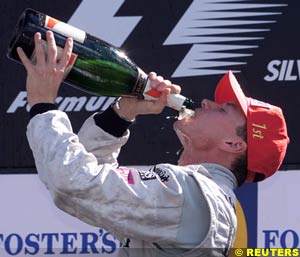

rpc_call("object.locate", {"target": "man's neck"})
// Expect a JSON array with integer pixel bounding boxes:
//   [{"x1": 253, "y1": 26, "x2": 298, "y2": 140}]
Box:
[
  {"x1": 178, "y1": 147, "x2": 209, "y2": 166},
  {"x1": 178, "y1": 147, "x2": 234, "y2": 170}
]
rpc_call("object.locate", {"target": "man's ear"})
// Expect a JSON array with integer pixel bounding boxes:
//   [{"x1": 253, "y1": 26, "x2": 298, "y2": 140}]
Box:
[{"x1": 220, "y1": 139, "x2": 247, "y2": 154}]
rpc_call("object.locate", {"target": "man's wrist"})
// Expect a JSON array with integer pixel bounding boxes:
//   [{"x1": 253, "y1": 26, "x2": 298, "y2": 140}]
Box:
[
  {"x1": 112, "y1": 98, "x2": 137, "y2": 122},
  {"x1": 29, "y1": 103, "x2": 58, "y2": 118},
  {"x1": 94, "y1": 105, "x2": 134, "y2": 137}
]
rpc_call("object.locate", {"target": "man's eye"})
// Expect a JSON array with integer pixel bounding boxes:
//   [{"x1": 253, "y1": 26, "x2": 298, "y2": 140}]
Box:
[{"x1": 219, "y1": 108, "x2": 226, "y2": 112}]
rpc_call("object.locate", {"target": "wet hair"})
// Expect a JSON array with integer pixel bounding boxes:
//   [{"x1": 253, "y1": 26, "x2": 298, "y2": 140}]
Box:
[{"x1": 230, "y1": 124, "x2": 248, "y2": 187}]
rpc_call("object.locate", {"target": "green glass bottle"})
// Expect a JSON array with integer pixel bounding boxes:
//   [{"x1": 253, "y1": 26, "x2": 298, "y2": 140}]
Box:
[{"x1": 7, "y1": 8, "x2": 194, "y2": 111}]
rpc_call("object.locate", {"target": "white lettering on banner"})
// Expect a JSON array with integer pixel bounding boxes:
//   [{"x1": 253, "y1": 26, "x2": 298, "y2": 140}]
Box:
[
  {"x1": 264, "y1": 60, "x2": 300, "y2": 81},
  {"x1": 263, "y1": 229, "x2": 299, "y2": 248},
  {"x1": 0, "y1": 229, "x2": 120, "y2": 255},
  {"x1": 6, "y1": 91, "x2": 116, "y2": 113},
  {"x1": 6, "y1": 91, "x2": 29, "y2": 113},
  {"x1": 0, "y1": 175, "x2": 122, "y2": 257},
  {"x1": 164, "y1": 1, "x2": 287, "y2": 77}
]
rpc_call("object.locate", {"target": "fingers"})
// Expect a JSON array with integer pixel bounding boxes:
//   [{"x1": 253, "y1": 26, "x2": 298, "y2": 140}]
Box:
[
  {"x1": 17, "y1": 47, "x2": 33, "y2": 74},
  {"x1": 46, "y1": 31, "x2": 57, "y2": 68},
  {"x1": 170, "y1": 84, "x2": 181, "y2": 94},
  {"x1": 57, "y1": 37, "x2": 73, "y2": 71},
  {"x1": 16, "y1": 33, "x2": 47, "y2": 75},
  {"x1": 148, "y1": 72, "x2": 181, "y2": 94},
  {"x1": 32, "y1": 30, "x2": 73, "y2": 72},
  {"x1": 34, "y1": 32, "x2": 46, "y2": 67},
  {"x1": 155, "y1": 88, "x2": 170, "y2": 109},
  {"x1": 148, "y1": 72, "x2": 157, "y2": 80}
]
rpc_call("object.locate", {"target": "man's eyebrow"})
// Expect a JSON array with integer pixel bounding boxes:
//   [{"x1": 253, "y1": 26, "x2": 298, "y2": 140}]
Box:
[
  {"x1": 225, "y1": 102, "x2": 238, "y2": 109},
  {"x1": 224, "y1": 102, "x2": 240, "y2": 112}
]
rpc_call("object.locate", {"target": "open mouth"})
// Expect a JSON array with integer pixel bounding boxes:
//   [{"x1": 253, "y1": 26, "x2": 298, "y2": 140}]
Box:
[{"x1": 178, "y1": 107, "x2": 195, "y2": 120}]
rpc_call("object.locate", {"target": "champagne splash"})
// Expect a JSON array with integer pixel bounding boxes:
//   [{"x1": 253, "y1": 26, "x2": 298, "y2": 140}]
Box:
[
  {"x1": 166, "y1": 115, "x2": 178, "y2": 120},
  {"x1": 176, "y1": 147, "x2": 183, "y2": 156},
  {"x1": 165, "y1": 106, "x2": 194, "y2": 121},
  {"x1": 178, "y1": 107, "x2": 195, "y2": 120}
]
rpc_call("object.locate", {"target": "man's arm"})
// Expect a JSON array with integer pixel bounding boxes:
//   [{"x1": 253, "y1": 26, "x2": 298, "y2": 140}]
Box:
[
  {"x1": 19, "y1": 30, "x2": 187, "y2": 242},
  {"x1": 77, "y1": 108, "x2": 132, "y2": 167}
]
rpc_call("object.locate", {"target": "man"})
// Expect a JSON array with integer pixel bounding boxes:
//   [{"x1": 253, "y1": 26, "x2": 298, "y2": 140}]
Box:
[{"x1": 17, "y1": 31, "x2": 289, "y2": 256}]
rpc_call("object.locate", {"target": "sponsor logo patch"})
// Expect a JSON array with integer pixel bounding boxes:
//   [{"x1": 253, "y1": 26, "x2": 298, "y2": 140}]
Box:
[
  {"x1": 137, "y1": 166, "x2": 170, "y2": 183},
  {"x1": 137, "y1": 170, "x2": 157, "y2": 181},
  {"x1": 117, "y1": 167, "x2": 134, "y2": 184},
  {"x1": 152, "y1": 166, "x2": 170, "y2": 183}
]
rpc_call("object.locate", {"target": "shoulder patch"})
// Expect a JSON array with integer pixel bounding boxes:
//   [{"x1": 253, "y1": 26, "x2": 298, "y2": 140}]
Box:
[
  {"x1": 137, "y1": 170, "x2": 157, "y2": 181},
  {"x1": 137, "y1": 166, "x2": 170, "y2": 183},
  {"x1": 152, "y1": 166, "x2": 170, "y2": 183}
]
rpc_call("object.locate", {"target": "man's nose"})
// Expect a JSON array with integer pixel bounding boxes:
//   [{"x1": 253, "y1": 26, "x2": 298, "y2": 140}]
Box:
[{"x1": 201, "y1": 99, "x2": 219, "y2": 109}]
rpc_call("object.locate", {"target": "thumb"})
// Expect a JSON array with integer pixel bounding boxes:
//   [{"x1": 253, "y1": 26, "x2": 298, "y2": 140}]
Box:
[
  {"x1": 156, "y1": 88, "x2": 170, "y2": 108},
  {"x1": 141, "y1": 88, "x2": 170, "y2": 115}
]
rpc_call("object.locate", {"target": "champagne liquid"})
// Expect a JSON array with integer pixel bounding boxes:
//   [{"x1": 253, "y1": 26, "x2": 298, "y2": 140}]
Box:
[
  {"x1": 165, "y1": 107, "x2": 195, "y2": 121},
  {"x1": 178, "y1": 107, "x2": 195, "y2": 120}
]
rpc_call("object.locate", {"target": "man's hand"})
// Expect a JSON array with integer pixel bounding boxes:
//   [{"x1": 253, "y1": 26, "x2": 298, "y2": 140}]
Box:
[
  {"x1": 113, "y1": 72, "x2": 181, "y2": 120},
  {"x1": 17, "y1": 31, "x2": 73, "y2": 108}
]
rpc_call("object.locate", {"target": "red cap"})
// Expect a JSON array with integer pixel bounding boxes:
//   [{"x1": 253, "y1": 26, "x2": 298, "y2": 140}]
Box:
[{"x1": 214, "y1": 71, "x2": 289, "y2": 182}]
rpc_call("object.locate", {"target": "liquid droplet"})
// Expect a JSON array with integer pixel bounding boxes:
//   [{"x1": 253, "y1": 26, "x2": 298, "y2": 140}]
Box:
[
  {"x1": 166, "y1": 115, "x2": 178, "y2": 120},
  {"x1": 176, "y1": 148, "x2": 183, "y2": 156},
  {"x1": 178, "y1": 107, "x2": 195, "y2": 120}
]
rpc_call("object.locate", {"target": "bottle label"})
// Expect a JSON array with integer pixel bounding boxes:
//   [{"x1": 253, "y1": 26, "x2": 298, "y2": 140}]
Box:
[
  {"x1": 138, "y1": 68, "x2": 186, "y2": 111},
  {"x1": 143, "y1": 78, "x2": 186, "y2": 110},
  {"x1": 30, "y1": 40, "x2": 78, "y2": 79},
  {"x1": 45, "y1": 15, "x2": 86, "y2": 44},
  {"x1": 142, "y1": 79, "x2": 162, "y2": 100},
  {"x1": 131, "y1": 68, "x2": 148, "y2": 98}
]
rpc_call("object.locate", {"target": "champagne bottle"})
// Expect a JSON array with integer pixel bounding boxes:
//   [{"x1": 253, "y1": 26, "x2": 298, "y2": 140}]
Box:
[{"x1": 7, "y1": 8, "x2": 194, "y2": 111}]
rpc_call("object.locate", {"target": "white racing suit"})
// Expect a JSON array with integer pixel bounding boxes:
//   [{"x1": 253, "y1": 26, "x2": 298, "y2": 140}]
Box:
[{"x1": 26, "y1": 110, "x2": 238, "y2": 257}]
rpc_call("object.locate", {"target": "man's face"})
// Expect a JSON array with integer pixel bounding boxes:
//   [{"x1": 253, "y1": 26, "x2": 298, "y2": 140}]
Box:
[{"x1": 174, "y1": 99, "x2": 246, "y2": 151}]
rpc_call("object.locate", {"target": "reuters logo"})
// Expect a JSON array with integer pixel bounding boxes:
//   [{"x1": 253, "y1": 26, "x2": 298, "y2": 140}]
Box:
[{"x1": 234, "y1": 248, "x2": 244, "y2": 256}]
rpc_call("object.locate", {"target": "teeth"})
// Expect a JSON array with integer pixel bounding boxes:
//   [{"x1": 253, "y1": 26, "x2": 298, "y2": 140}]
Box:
[{"x1": 178, "y1": 107, "x2": 195, "y2": 120}]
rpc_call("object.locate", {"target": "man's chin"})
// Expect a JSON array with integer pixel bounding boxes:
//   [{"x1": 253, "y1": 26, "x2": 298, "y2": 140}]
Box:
[
  {"x1": 173, "y1": 118, "x2": 184, "y2": 130},
  {"x1": 174, "y1": 124, "x2": 190, "y2": 146}
]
